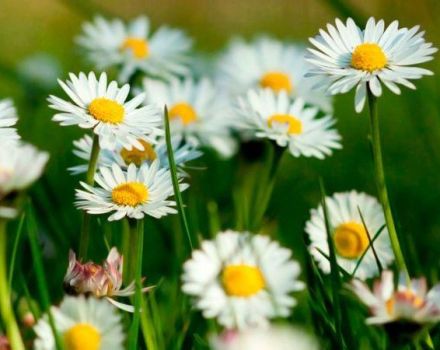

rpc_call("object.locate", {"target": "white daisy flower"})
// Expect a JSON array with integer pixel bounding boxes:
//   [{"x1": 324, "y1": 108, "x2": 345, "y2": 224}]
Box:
[
  {"x1": 181, "y1": 230, "x2": 305, "y2": 329},
  {"x1": 33, "y1": 295, "x2": 124, "y2": 350},
  {"x1": 143, "y1": 77, "x2": 237, "y2": 158},
  {"x1": 75, "y1": 161, "x2": 187, "y2": 221},
  {"x1": 0, "y1": 142, "x2": 49, "y2": 218},
  {"x1": 77, "y1": 16, "x2": 192, "y2": 82},
  {"x1": 305, "y1": 191, "x2": 394, "y2": 280},
  {"x1": 307, "y1": 17, "x2": 437, "y2": 112},
  {"x1": 48, "y1": 72, "x2": 162, "y2": 151},
  {"x1": 217, "y1": 36, "x2": 332, "y2": 113},
  {"x1": 69, "y1": 134, "x2": 202, "y2": 175},
  {"x1": 351, "y1": 270, "x2": 440, "y2": 325},
  {"x1": 236, "y1": 89, "x2": 341, "y2": 159},
  {"x1": 0, "y1": 99, "x2": 19, "y2": 144}
]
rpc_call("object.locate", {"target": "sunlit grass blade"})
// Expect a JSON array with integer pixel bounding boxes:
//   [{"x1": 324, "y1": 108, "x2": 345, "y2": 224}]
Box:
[{"x1": 8, "y1": 212, "x2": 25, "y2": 289}]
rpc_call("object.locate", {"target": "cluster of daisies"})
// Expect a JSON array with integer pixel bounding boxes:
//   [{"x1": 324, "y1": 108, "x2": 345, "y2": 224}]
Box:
[{"x1": 0, "y1": 12, "x2": 439, "y2": 350}]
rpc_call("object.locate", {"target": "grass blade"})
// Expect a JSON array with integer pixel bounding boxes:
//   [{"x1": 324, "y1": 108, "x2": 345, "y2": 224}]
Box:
[{"x1": 8, "y1": 212, "x2": 25, "y2": 289}]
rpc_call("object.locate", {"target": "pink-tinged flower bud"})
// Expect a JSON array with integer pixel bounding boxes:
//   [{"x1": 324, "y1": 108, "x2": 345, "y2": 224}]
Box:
[{"x1": 0, "y1": 335, "x2": 10, "y2": 350}]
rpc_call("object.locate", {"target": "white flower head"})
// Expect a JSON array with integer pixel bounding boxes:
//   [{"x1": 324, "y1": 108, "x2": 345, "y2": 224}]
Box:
[
  {"x1": 48, "y1": 72, "x2": 163, "y2": 151},
  {"x1": 351, "y1": 270, "x2": 440, "y2": 325},
  {"x1": 182, "y1": 230, "x2": 305, "y2": 330},
  {"x1": 307, "y1": 17, "x2": 437, "y2": 112},
  {"x1": 75, "y1": 161, "x2": 187, "y2": 221},
  {"x1": 77, "y1": 16, "x2": 192, "y2": 82},
  {"x1": 217, "y1": 36, "x2": 332, "y2": 113},
  {"x1": 33, "y1": 295, "x2": 124, "y2": 350},
  {"x1": 305, "y1": 191, "x2": 394, "y2": 280},
  {"x1": 236, "y1": 89, "x2": 341, "y2": 159},
  {"x1": 143, "y1": 77, "x2": 237, "y2": 158},
  {"x1": 0, "y1": 99, "x2": 19, "y2": 144}
]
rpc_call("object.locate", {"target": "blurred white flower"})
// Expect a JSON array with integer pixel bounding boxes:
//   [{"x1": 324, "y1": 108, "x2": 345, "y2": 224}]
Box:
[
  {"x1": 17, "y1": 53, "x2": 62, "y2": 91},
  {"x1": 0, "y1": 99, "x2": 19, "y2": 145}
]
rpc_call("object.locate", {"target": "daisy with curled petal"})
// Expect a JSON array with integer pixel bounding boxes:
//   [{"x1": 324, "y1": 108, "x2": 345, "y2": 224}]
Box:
[
  {"x1": 48, "y1": 72, "x2": 162, "y2": 151},
  {"x1": 77, "y1": 16, "x2": 192, "y2": 82},
  {"x1": 236, "y1": 89, "x2": 341, "y2": 159},
  {"x1": 0, "y1": 99, "x2": 19, "y2": 144},
  {"x1": 75, "y1": 161, "x2": 187, "y2": 221},
  {"x1": 305, "y1": 191, "x2": 394, "y2": 280},
  {"x1": 217, "y1": 36, "x2": 332, "y2": 113},
  {"x1": 143, "y1": 77, "x2": 237, "y2": 158},
  {"x1": 307, "y1": 17, "x2": 437, "y2": 112},
  {"x1": 181, "y1": 230, "x2": 305, "y2": 330},
  {"x1": 33, "y1": 295, "x2": 124, "y2": 350},
  {"x1": 350, "y1": 270, "x2": 440, "y2": 325}
]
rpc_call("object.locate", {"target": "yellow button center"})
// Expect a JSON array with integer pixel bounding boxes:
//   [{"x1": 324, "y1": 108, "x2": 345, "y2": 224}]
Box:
[
  {"x1": 333, "y1": 221, "x2": 369, "y2": 259},
  {"x1": 169, "y1": 102, "x2": 197, "y2": 125},
  {"x1": 121, "y1": 37, "x2": 149, "y2": 59},
  {"x1": 260, "y1": 71, "x2": 293, "y2": 93},
  {"x1": 268, "y1": 114, "x2": 302, "y2": 134},
  {"x1": 351, "y1": 43, "x2": 387, "y2": 72},
  {"x1": 120, "y1": 140, "x2": 157, "y2": 166},
  {"x1": 64, "y1": 323, "x2": 101, "y2": 350},
  {"x1": 222, "y1": 264, "x2": 265, "y2": 297},
  {"x1": 88, "y1": 98, "x2": 124, "y2": 124},
  {"x1": 111, "y1": 181, "x2": 148, "y2": 207}
]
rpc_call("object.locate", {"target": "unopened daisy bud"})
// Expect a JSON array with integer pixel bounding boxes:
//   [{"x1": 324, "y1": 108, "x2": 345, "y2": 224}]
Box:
[
  {"x1": 0, "y1": 335, "x2": 10, "y2": 350},
  {"x1": 17, "y1": 297, "x2": 38, "y2": 327}
]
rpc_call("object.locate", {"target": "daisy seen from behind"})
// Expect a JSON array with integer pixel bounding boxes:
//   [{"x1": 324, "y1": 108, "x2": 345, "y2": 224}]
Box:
[
  {"x1": 306, "y1": 17, "x2": 437, "y2": 112},
  {"x1": 181, "y1": 230, "x2": 305, "y2": 329},
  {"x1": 0, "y1": 99, "x2": 19, "y2": 144},
  {"x1": 305, "y1": 191, "x2": 394, "y2": 280}
]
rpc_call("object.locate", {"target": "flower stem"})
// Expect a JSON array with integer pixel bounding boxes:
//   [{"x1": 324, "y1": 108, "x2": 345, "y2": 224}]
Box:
[
  {"x1": 78, "y1": 134, "x2": 100, "y2": 258},
  {"x1": 0, "y1": 219, "x2": 25, "y2": 350},
  {"x1": 367, "y1": 88, "x2": 409, "y2": 281}
]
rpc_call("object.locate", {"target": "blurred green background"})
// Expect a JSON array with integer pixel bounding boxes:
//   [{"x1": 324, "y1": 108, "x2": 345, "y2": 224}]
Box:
[{"x1": 2, "y1": 0, "x2": 440, "y2": 347}]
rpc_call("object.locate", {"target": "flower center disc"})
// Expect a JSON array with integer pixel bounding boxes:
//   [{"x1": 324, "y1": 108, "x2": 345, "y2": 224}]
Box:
[
  {"x1": 222, "y1": 264, "x2": 266, "y2": 297},
  {"x1": 268, "y1": 114, "x2": 302, "y2": 134},
  {"x1": 64, "y1": 323, "x2": 101, "y2": 350},
  {"x1": 169, "y1": 102, "x2": 197, "y2": 125},
  {"x1": 88, "y1": 98, "x2": 124, "y2": 124},
  {"x1": 351, "y1": 43, "x2": 387, "y2": 72},
  {"x1": 121, "y1": 37, "x2": 149, "y2": 59},
  {"x1": 111, "y1": 182, "x2": 148, "y2": 207},
  {"x1": 333, "y1": 222, "x2": 369, "y2": 259},
  {"x1": 120, "y1": 140, "x2": 157, "y2": 166},
  {"x1": 260, "y1": 71, "x2": 293, "y2": 93},
  {"x1": 386, "y1": 290, "x2": 426, "y2": 316}
]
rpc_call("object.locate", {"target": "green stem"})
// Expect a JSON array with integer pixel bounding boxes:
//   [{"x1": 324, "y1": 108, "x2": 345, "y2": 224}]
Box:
[
  {"x1": 0, "y1": 219, "x2": 25, "y2": 350},
  {"x1": 78, "y1": 134, "x2": 100, "y2": 258},
  {"x1": 124, "y1": 219, "x2": 138, "y2": 284},
  {"x1": 367, "y1": 89, "x2": 409, "y2": 280}
]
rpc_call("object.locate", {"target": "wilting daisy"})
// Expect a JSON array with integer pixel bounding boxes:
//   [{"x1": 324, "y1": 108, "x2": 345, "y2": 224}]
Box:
[
  {"x1": 217, "y1": 36, "x2": 332, "y2": 112},
  {"x1": 236, "y1": 89, "x2": 341, "y2": 159},
  {"x1": 64, "y1": 248, "x2": 152, "y2": 312},
  {"x1": 305, "y1": 191, "x2": 394, "y2": 280},
  {"x1": 0, "y1": 99, "x2": 19, "y2": 144},
  {"x1": 351, "y1": 270, "x2": 440, "y2": 325},
  {"x1": 143, "y1": 77, "x2": 237, "y2": 158},
  {"x1": 48, "y1": 72, "x2": 162, "y2": 150},
  {"x1": 69, "y1": 134, "x2": 201, "y2": 175},
  {"x1": 211, "y1": 326, "x2": 320, "y2": 350},
  {"x1": 0, "y1": 142, "x2": 49, "y2": 218},
  {"x1": 307, "y1": 17, "x2": 437, "y2": 112},
  {"x1": 76, "y1": 161, "x2": 187, "y2": 221},
  {"x1": 182, "y1": 230, "x2": 304, "y2": 329},
  {"x1": 33, "y1": 296, "x2": 124, "y2": 350},
  {"x1": 77, "y1": 16, "x2": 192, "y2": 82}
]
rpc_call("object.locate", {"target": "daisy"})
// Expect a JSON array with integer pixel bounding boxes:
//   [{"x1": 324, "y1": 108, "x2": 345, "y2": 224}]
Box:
[
  {"x1": 350, "y1": 270, "x2": 440, "y2": 325},
  {"x1": 181, "y1": 230, "x2": 305, "y2": 329},
  {"x1": 143, "y1": 77, "x2": 237, "y2": 158},
  {"x1": 0, "y1": 99, "x2": 19, "y2": 144},
  {"x1": 77, "y1": 16, "x2": 192, "y2": 82},
  {"x1": 307, "y1": 17, "x2": 437, "y2": 112},
  {"x1": 33, "y1": 295, "x2": 124, "y2": 350},
  {"x1": 305, "y1": 191, "x2": 394, "y2": 280},
  {"x1": 48, "y1": 72, "x2": 162, "y2": 151},
  {"x1": 217, "y1": 36, "x2": 332, "y2": 112},
  {"x1": 75, "y1": 161, "x2": 187, "y2": 221},
  {"x1": 236, "y1": 89, "x2": 341, "y2": 159},
  {"x1": 69, "y1": 134, "x2": 202, "y2": 175}
]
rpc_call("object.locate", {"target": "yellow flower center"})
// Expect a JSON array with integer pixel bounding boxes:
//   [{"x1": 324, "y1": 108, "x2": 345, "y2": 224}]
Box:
[
  {"x1": 267, "y1": 114, "x2": 302, "y2": 134},
  {"x1": 334, "y1": 222, "x2": 369, "y2": 259},
  {"x1": 260, "y1": 71, "x2": 293, "y2": 93},
  {"x1": 120, "y1": 140, "x2": 157, "y2": 166},
  {"x1": 121, "y1": 37, "x2": 149, "y2": 59},
  {"x1": 64, "y1": 323, "x2": 101, "y2": 350},
  {"x1": 351, "y1": 43, "x2": 387, "y2": 72},
  {"x1": 222, "y1": 264, "x2": 266, "y2": 297},
  {"x1": 88, "y1": 98, "x2": 124, "y2": 124},
  {"x1": 386, "y1": 290, "x2": 426, "y2": 316},
  {"x1": 111, "y1": 182, "x2": 148, "y2": 207},
  {"x1": 169, "y1": 102, "x2": 197, "y2": 126}
]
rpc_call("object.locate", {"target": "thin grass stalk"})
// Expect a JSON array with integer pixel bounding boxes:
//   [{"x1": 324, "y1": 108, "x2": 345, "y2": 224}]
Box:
[
  {"x1": 8, "y1": 213, "x2": 25, "y2": 289},
  {"x1": 0, "y1": 218, "x2": 25, "y2": 350},
  {"x1": 78, "y1": 133, "x2": 100, "y2": 258}
]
